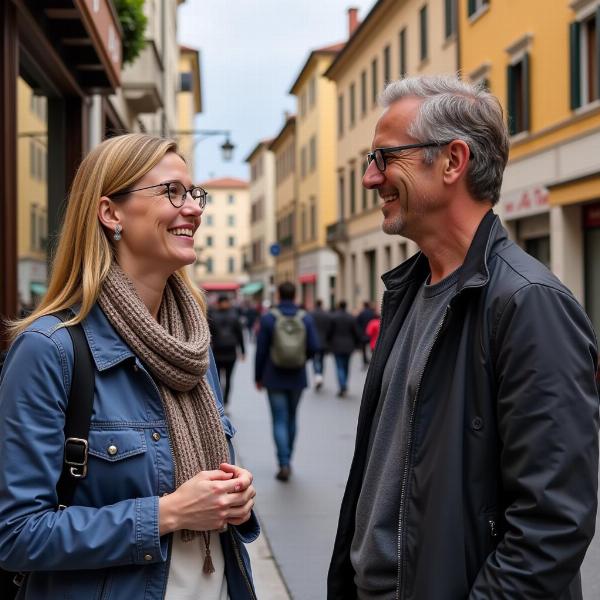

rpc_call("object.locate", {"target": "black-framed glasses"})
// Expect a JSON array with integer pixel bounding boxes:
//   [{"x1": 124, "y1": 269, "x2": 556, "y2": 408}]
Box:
[
  {"x1": 111, "y1": 181, "x2": 207, "y2": 209},
  {"x1": 366, "y1": 141, "x2": 453, "y2": 172}
]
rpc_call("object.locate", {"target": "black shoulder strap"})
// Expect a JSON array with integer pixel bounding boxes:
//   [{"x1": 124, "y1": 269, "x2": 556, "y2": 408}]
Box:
[{"x1": 54, "y1": 310, "x2": 95, "y2": 506}]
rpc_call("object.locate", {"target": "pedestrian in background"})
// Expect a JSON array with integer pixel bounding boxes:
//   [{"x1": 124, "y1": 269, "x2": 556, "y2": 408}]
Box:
[
  {"x1": 329, "y1": 75, "x2": 599, "y2": 600},
  {"x1": 255, "y1": 282, "x2": 319, "y2": 481},
  {"x1": 365, "y1": 312, "x2": 381, "y2": 352},
  {"x1": 208, "y1": 295, "x2": 245, "y2": 407},
  {"x1": 355, "y1": 300, "x2": 375, "y2": 368},
  {"x1": 309, "y1": 298, "x2": 332, "y2": 391},
  {"x1": 328, "y1": 300, "x2": 363, "y2": 397},
  {"x1": 0, "y1": 134, "x2": 258, "y2": 600}
]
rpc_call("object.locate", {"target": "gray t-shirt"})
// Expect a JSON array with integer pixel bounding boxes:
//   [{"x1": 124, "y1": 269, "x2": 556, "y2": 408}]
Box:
[{"x1": 351, "y1": 268, "x2": 460, "y2": 598}]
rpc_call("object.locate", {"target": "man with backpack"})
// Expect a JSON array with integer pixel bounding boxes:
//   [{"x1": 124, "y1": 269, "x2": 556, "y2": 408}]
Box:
[
  {"x1": 208, "y1": 294, "x2": 245, "y2": 406},
  {"x1": 254, "y1": 281, "x2": 319, "y2": 481}
]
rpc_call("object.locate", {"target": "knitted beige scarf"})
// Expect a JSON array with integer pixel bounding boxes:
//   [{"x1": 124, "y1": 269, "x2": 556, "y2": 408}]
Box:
[{"x1": 98, "y1": 264, "x2": 229, "y2": 572}]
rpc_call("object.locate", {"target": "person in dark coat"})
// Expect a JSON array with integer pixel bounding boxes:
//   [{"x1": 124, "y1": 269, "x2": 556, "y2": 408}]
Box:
[
  {"x1": 254, "y1": 282, "x2": 319, "y2": 481},
  {"x1": 327, "y1": 300, "x2": 363, "y2": 397},
  {"x1": 309, "y1": 299, "x2": 332, "y2": 390},
  {"x1": 355, "y1": 301, "x2": 376, "y2": 367},
  {"x1": 208, "y1": 295, "x2": 245, "y2": 406},
  {"x1": 328, "y1": 75, "x2": 599, "y2": 600}
]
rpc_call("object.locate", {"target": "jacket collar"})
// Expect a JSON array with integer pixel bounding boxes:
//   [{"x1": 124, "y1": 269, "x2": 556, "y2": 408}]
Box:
[
  {"x1": 381, "y1": 209, "x2": 504, "y2": 294},
  {"x1": 80, "y1": 303, "x2": 136, "y2": 371}
]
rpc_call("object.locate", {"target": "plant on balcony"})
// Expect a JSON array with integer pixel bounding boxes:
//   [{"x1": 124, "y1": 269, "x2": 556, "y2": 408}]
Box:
[{"x1": 114, "y1": 0, "x2": 147, "y2": 66}]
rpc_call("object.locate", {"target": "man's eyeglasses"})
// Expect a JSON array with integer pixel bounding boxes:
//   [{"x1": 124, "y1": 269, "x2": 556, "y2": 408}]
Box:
[
  {"x1": 111, "y1": 181, "x2": 208, "y2": 209},
  {"x1": 366, "y1": 141, "x2": 453, "y2": 172}
]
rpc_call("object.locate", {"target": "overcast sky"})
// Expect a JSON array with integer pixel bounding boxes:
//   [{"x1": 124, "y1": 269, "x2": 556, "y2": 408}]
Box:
[{"x1": 178, "y1": 0, "x2": 377, "y2": 183}]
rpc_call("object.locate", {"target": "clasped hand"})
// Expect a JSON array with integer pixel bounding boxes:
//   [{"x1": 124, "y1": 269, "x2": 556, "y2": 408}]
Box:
[{"x1": 159, "y1": 463, "x2": 255, "y2": 535}]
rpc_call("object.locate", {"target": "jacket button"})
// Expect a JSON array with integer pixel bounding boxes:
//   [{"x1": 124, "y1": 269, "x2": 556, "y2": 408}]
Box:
[
  {"x1": 152, "y1": 432, "x2": 161, "y2": 442},
  {"x1": 472, "y1": 417, "x2": 484, "y2": 431},
  {"x1": 107, "y1": 445, "x2": 118, "y2": 456},
  {"x1": 144, "y1": 554, "x2": 153, "y2": 561}
]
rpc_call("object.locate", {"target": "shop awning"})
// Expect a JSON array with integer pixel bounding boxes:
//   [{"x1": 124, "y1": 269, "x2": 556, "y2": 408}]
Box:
[
  {"x1": 201, "y1": 282, "x2": 240, "y2": 292},
  {"x1": 298, "y1": 273, "x2": 316, "y2": 284},
  {"x1": 241, "y1": 282, "x2": 264, "y2": 295},
  {"x1": 30, "y1": 283, "x2": 47, "y2": 296}
]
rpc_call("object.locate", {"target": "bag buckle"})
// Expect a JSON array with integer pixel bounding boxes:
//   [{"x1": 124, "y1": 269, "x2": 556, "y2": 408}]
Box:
[{"x1": 64, "y1": 437, "x2": 88, "y2": 478}]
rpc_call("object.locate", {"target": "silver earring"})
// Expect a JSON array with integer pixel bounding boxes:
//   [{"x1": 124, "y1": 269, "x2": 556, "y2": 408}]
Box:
[{"x1": 113, "y1": 224, "x2": 122, "y2": 241}]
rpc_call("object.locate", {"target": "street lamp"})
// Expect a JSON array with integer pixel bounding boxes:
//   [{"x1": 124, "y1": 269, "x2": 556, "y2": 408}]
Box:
[{"x1": 172, "y1": 129, "x2": 235, "y2": 161}]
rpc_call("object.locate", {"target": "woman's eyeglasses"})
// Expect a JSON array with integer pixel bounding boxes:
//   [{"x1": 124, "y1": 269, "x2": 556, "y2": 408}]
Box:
[{"x1": 111, "y1": 181, "x2": 207, "y2": 209}]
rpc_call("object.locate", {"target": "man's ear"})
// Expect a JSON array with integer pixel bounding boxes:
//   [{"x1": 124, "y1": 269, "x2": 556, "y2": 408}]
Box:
[
  {"x1": 442, "y1": 140, "x2": 471, "y2": 185},
  {"x1": 98, "y1": 196, "x2": 121, "y2": 234}
]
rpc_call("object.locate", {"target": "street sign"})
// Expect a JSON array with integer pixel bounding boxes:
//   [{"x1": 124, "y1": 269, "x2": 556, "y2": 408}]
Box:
[{"x1": 270, "y1": 243, "x2": 281, "y2": 257}]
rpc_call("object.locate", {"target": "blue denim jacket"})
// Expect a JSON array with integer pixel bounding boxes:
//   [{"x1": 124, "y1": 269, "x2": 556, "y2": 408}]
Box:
[{"x1": 0, "y1": 304, "x2": 259, "y2": 599}]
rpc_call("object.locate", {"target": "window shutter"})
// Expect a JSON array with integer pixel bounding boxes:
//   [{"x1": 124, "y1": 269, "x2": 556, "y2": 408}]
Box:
[
  {"x1": 507, "y1": 64, "x2": 516, "y2": 135},
  {"x1": 570, "y1": 21, "x2": 581, "y2": 110},
  {"x1": 445, "y1": 0, "x2": 453, "y2": 38},
  {"x1": 522, "y1": 52, "x2": 531, "y2": 132},
  {"x1": 468, "y1": 0, "x2": 476, "y2": 17},
  {"x1": 596, "y1": 7, "x2": 600, "y2": 101}
]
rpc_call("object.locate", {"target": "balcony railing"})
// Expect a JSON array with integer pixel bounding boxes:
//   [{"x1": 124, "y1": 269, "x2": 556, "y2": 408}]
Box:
[{"x1": 326, "y1": 221, "x2": 348, "y2": 245}]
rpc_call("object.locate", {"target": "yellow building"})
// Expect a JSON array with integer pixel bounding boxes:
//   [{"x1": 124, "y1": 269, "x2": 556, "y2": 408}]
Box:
[
  {"x1": 244, "y1": 139, "x2": 276, "y2": 304},
  {"x1": 325, "y1": 1, "x2": 458, "y2": 310},
  {"x1": 269, "y1": 115, "x2": 297, "y2": 286},
  {"x1": 176, "y1": 45, "x2": 202, "y2": 168},
  {"x1": 459, "y1": 0, "x2": 600, "y2": 333},
  {"x1": 289, "y1": 42, "x2": 343, "y2": 309},
  {"x1": 17, "y1": 77, "x2": 48, "y2": 310},
  {"x1": 194, "y1": 178, "x2": 250, "y2": 301}
]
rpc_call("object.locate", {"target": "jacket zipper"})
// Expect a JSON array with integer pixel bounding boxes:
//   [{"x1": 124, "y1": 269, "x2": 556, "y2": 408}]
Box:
[
  {"x1": 229, "y1": 529, "x2": 258, "y2": 600},
  {"x1": 395, "y1": 306, "x2": 450, "y2": 600},
  {"x1": 488, "y1": 519, "x2": 497, "y2": 538}
]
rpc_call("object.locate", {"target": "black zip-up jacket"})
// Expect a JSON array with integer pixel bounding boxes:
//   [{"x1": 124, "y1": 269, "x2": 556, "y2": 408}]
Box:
[{"x1": 328, "y1": 211, "x2": 599, "y2": 600}]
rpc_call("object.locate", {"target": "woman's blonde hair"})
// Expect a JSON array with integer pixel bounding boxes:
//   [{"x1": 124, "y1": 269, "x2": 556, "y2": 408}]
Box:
[{"x1": 8, "y1": 133, "x2": 205, "y2": 340}]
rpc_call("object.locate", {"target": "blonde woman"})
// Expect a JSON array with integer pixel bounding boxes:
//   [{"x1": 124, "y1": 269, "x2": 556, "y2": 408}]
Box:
[{"x1": 0, "y1": 134, "x2": 259, "y2": 599}]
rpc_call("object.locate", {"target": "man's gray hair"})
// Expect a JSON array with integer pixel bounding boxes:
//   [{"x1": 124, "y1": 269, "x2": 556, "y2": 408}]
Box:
[{"x1": 380, "y1": 75, "x2": 509, "y2": 205}]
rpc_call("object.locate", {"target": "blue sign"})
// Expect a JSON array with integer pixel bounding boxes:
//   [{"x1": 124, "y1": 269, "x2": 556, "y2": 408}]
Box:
[{"x1": 270, "y1": 243, "x2": 281, "y2": 257}]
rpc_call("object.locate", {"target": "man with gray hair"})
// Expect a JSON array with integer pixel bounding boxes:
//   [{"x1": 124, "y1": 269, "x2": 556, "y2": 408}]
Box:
[{"x1": 328, "y1": 75, "x2": 599, "y2": 599}]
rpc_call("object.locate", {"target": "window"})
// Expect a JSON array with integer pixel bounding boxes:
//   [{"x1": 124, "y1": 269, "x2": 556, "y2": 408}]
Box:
[
  {"x1": 570, "y1": 8, "x2": 600, "y2": 109},
  {"x1": 338, "y1": 94, "x2": 344, "y2": 137},
  {"x1": 362, "y1": 157, "x2": 369, "y2": 210},
  {"x1": 524, "y1": 236, "x2": 550, "y2": 268},
  {"x1": 205, "y1": 215, "x2": 213, "y2": 226},
  {"x1": 206, "y1": 235, "x2": 213, "y2": 247},
  {"x1": 309, "y1": 136, "x2": 316, "y2": 172},
  {"x1": 372, "y1": 188, "x2": 378, "y2": 207},
  {"x1": 205, "y1": 256, "x2": 213, "y2": 274},
  {"x1": 228, "y1": 194, "x2": 235, "y2": 204},
  {"x1": 349, "y1": 82, "x2": 356, "y2": 127},
  {"x1": 301, "y1": 146, "x2": 307, "y2": 178},
  {"x1": 301, "y1": 206, "x2": 307, "y2": 242},
  {"x1": 349, "y1": 166, "x2": 356, "y2": 215},
  {"x1": 309, "y1": 76, "x2": 316, "y2": 107},
  {"x1": 228, "y1": 236, "x2": 235, "y2": 247},
  {"x1": 445, "y1": 0, "x2": 457, "y2": 39},
  {"x1": 206, "y1": 194, "x2": 213, "y2": 204},
  {"x1": 310, "y1": 196, "x2": 317, "y2": 240},
  {"x1": 179, "y1": 72, "x2": 192, "y2": 92},
  {"x1": 383, "y1": 45, "x2": 391, "y2": 85},
  {"x1": 299, "y1": 92, "x2": 307, "y2": 118},
  {"x1": 228, "y1": 257, "x2": 235, "y2": 273},
  {"x1": 467, "y1": 0, "x2": 489, "y2": 18},
  {"x1": 507, "y1": 54, "x2": 530, "y2": 135},
  {"x1": 227, "y1": 214, "x2": 235, "y2": 226},
  {"x1": 371, "y1": 58, "x2": 379, "y2": 104},
  {"x1": 419, "y1": 5, "x2": 428, "y2": 62},
  {"x1": 338, "y1": 172, "x2": 346, "y2": 220},
  {"x1": 30, "y1": 205, "x2": 37, "y2": 250},
  {"x1": 399, "y1": 28, "x2": 407, "y2": 77},
  {"x1": 360, "y1": 69, "x2": 367, "y2": 115}
]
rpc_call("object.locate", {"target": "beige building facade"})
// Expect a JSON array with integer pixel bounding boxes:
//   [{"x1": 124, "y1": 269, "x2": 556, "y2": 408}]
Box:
[
  {"x1": 193, "y1": 178, "x2": 250, "y2": 298},
  {"x1": 325, "y1": 0, "x2": 458, "y2": 310},
  {"x1": 290, "y1": 44, "x2": 343, "y2": 309},
  {"x1": 245, "y1": 140, "x2": 277, "y2": 304},
  {"x1": 176, "y1": 45, "x2": 202, "y2": 167},
  {"x1": 269, "y1": 116, "x2": 297, "y2": 286}
]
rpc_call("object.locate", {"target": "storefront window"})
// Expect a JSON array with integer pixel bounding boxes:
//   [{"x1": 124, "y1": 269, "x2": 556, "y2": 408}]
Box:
[
  {"x1": 524, "y1": 235, "x2": 550, "y2": 268},
  {"x1": 17, "y1": 77, "x2": 48, "y2": 316},
  {"x1": 584, "y1": 203, "x2": 600, "y2": 336}
]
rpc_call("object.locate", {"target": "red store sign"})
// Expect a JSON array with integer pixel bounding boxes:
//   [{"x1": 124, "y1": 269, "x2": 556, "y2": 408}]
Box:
[{"x1": 503, "y1": 186, "x2": 549, "y2": 219}]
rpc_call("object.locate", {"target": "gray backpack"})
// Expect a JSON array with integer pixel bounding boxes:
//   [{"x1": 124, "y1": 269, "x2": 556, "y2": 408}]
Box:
[{"x1": 270, "y1": 308, "x2": 306, "y2": 368}]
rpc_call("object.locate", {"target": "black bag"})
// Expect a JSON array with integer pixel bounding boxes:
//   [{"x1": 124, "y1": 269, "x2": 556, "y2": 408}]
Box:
[{"x1": 0, "y1": 311, "x2": 95, "y2": 599}]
